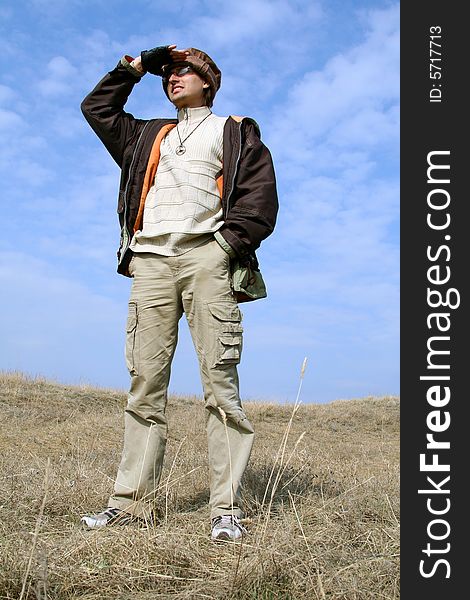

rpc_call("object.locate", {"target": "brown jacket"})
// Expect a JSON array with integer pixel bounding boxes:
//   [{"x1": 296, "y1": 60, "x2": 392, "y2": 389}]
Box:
[{"x1": 81, "y1": 59, "x2": 278, "y2": 276}]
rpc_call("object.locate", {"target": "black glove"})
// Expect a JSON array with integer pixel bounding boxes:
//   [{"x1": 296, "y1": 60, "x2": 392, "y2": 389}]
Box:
[{"x1": 140, "y1": 46, "x2": 172, "y2": 76}]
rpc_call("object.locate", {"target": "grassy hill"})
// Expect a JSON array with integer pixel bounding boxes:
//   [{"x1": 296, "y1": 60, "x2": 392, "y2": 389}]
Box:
[{"x1": 0, "y1": 372, "x2": 399, "y2": 599}]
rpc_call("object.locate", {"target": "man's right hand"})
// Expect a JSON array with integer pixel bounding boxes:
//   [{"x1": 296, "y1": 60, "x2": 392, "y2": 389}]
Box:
[{"x1": 140, "y1": 44, "x2": 190, "y2": 76}]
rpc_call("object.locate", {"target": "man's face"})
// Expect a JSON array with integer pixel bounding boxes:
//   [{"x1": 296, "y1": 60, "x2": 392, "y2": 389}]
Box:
[{"x1": 165, "y1": 65, "x2": 209, "y2": 109}]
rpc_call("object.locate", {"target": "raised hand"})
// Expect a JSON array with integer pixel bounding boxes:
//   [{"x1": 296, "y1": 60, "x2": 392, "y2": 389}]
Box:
[{"x1": 140, "y1": 44, "x2": 190, "y2": 76}]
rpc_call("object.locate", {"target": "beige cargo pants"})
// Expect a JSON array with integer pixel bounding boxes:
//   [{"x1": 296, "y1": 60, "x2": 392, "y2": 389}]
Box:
[{"x1": 108, "y1": 237, "x2": 254, "y2": 521}]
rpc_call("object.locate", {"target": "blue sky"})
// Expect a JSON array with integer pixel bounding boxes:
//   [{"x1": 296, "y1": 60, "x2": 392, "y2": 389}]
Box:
[{"x1": 0, "y1": 0, "x2": 399, "y2": 404}]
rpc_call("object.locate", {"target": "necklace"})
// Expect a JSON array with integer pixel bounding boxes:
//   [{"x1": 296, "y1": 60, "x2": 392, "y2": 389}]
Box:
[{"x1": 175, "y1": 111, "x2": 212, "y2": 156}]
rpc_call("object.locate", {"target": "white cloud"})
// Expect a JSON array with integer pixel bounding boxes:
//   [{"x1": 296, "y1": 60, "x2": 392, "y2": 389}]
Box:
[
  {"x1": 51, "y1": 109, "x2": 88, "y2": 138},
  {"x1": 259, "y1": 5, "x2": 400, "y2": 341},
  {"x1": 330, "y1": 104, "x2": 399, "y2": 147},
  {"x1": 0, "y1": 84, "x2": 16, "y2": 104},
  {"x1": 193, "y1": 0, "x2": 314, "y2": 44},
  {"x1": 268, "y1": 3, "x2": 399, "y2": 162},
  {"x1": 37, "y1": 55, "x2": 79, "y2": 96},
  {"x1": 0, "y1": 107, "x2": 25, "y2": 131}
]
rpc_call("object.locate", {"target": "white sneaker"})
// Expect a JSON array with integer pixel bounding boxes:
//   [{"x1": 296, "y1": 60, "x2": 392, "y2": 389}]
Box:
[
  {"x1": 211, "y1": 515, "x2": 247, "y2": 541},
  {"x1": 81, "y1": 507, "x2": 136, "y2": 529}
]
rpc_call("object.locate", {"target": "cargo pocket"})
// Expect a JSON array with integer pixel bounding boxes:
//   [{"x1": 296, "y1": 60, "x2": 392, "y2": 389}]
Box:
[
  {"x1": 207, "y1": 302, "x2": 243, "y2": 367},
  {"x1": 125, "y1": 301, "x2": 138, "y2": 374}
]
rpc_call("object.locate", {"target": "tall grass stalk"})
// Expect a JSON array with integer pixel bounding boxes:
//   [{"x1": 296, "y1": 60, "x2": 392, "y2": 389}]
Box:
[
  {"x1": 259, "y1": 357, "x2": 308, "y2": 538},
  {"x1": 19, "y1": 459, "x2": 50, "y2": 600},
  {"x1": 260, "y1": 358, "x2": 307, "y2": 508},
  {"x1": 289, "y1": 490, "x2": 326, "y2": 599},
  {"x1": 164, "y1": 436, "x2": 186, "y2": 523}
]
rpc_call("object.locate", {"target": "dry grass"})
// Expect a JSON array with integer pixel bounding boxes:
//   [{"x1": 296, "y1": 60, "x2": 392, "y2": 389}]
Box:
[{"x1": 0, "y1": 371, "x2": 399, "y2": 599}]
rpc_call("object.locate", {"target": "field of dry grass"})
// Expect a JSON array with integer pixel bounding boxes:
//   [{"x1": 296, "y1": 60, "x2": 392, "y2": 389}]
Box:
[{"x1": 0, "y1": 371, "x2": 399, "y2": 599}]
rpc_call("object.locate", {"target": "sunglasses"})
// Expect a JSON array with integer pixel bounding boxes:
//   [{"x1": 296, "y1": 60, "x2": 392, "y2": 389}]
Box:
[{"x1": 163, "y1": 65, "x2": 194, "y2": 84}]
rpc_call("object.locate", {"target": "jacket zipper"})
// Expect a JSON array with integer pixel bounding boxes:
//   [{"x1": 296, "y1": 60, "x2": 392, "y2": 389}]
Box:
[
  {"x1": 118, "y1": 121, "x2": 150, "y2": 264},
  {"x1": 224, "y1": 120, "x2": 243, "y2": 220}
]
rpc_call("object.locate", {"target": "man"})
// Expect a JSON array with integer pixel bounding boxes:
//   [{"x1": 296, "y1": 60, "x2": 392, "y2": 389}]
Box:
[{"x1": 80, "y1": 44, "x2": 278, "y2": 541}]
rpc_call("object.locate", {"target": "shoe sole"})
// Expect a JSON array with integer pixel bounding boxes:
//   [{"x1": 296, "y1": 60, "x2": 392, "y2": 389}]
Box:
[{"x1": 211, "y1": 531, "x2": 244, "y2": 542}]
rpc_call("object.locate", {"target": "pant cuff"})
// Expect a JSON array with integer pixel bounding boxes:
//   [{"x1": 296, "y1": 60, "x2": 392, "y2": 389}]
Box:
[
  {"x1": 211, "y1": 507, "x2": 244, "y2": 520},
  {"x1": 108, "y1": 497, "x2": 155, "y2": 520}
]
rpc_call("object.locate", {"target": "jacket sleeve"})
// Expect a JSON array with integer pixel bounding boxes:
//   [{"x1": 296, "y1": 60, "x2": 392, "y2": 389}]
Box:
[
  {"x1": 219, "y1": 120, "x2": 279, "y2": 259},
  {"x1": 80, "y1": 57, "x2": 145, "y2": 167}
]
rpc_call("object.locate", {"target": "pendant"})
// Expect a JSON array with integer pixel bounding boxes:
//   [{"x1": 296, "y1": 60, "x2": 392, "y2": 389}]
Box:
[{"x1": 175, "y1": 145, "x2": 186, "y2": 156}]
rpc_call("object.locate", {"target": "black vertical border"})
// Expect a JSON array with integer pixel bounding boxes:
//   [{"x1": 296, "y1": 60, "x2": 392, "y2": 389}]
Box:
[{"x1": 401, "y1": 3, "x2": 465, "y2": 598}]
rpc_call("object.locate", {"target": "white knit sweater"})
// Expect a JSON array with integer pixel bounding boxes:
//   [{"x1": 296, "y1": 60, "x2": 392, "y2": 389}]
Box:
[{"x1": 130, "y1": 106, "x2": 227, "y2": 256}]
